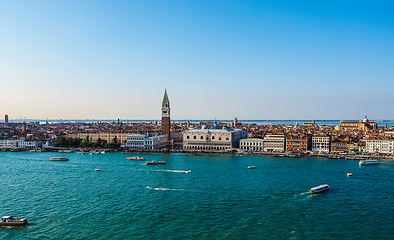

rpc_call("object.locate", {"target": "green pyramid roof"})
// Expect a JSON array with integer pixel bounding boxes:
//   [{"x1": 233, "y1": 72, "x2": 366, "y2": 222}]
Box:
[{"x1": 162, "y1": 89, "x2": 169, "y2": 104}]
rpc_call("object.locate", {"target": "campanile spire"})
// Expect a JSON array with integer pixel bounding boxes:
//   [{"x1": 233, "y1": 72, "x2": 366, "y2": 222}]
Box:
[{"x1": 161, "y1": 89, "x2": 171, "y2": 145}]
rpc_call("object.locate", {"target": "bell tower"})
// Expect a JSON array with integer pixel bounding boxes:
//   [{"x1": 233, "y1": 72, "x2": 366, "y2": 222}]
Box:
[{"x1": 161, "y1": 89, "x2": 171, "y2": 145}]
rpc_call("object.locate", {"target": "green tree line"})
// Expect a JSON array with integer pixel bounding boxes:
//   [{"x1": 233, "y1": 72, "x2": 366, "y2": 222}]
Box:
[{"x1": 54, "y1": 136, "x2": 121, "y2": 149}]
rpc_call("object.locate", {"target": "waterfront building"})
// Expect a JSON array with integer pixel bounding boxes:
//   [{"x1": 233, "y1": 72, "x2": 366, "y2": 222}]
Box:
[
  {"x1": 286, "y1": 135, "x2": 311, "y2": 151},
  {"x1": 330, "y1": 140, "x2": 349, "y2": 153},
  {"x1": 263, "y1": 135, "x2": 286, "y2": 152},
  {"x1": 125, "y1": 134, "x2": 167, "y2": 150},
  {"x1": 366, "y1": 137, "x2": 394, "y2": 154},
  {"x1": 0, "y1": 139, "x2": 18, "y2": 148},
  {"x1": 68, "y1": 132, "x2": 132, "y2": 144},
  {"x1": 183, "y1": 126, "x2": 247, "y2": 151},
  {"x1": 240, "y1": 138, "x2": 264, "y2": 152},
  {"x1": 312, "y1": 135, "x2": 331, "y2": 153},
  {"x1": 340, "y1": 116, "x2": 377, "y2": 132},
  {"x1": 161, "y1": 89, "x2": 171, "y2": 145},
  {"x1": 18, "y1": 138, "x2": 42, "y2": 149}
]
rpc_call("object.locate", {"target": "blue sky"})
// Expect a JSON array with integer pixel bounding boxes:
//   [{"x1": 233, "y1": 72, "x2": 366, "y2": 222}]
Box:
[{"x1": 1, "y1": 0, "x2": 393, "y2": 120}]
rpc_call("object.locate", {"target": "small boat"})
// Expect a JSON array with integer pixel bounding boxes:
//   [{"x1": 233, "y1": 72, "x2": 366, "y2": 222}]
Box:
[
  {"x1": 126, "y1": 156, "x2": 145, "y2": 161},
  {"x1": 146, "y1": 160, "x2": 166, "y2": 165},
  {"x1": 100, "y1": 151, "x2": 106, "y2": 154},
  {"x1": 29, "y1": 149, "x2": 42, "y2": 152},
  {"x1": 347, "y1": 173, "x2": 353, "y2": 176},
  {"x1": 49, "y1": 157, "x2": 69, "y2": 161},
  {"x1": 58, "y1": 150, "x2": 73, "y2": 153},
  {"x1": 359, "y1": 160, "x2": 379, "y2": 166},
  {"x1": 95, "y1": 169, "x2": 100, "y2": 172},
  {"x1": 0, "y1": 216, "x2": 28, "y2": 226},
  {"x1": 310, "y1": 184, "x2": 329, "y2": 194},
  {"x1": 248, "y1": 166, "x2": 257, "y2": 169},
  {"x1": 77, "y1": 152, "x2": 88, "y2": 155}
]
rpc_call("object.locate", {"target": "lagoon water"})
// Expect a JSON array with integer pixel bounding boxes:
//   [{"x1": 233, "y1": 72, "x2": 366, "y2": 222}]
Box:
[{"x1": 0, "y1": 152, "x2": 393, "y2": 239}]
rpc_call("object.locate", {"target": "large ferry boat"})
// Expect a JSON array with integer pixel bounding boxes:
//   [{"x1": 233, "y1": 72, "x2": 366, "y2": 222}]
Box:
[
  {"x1": 0, "y1": 216, "x2": 28, "y2": 226},
  {"x1": 359, "y1": 160, "x2": 379, "y2": 166},
  {"x1": 146, "y1": 160, "x2": 166, "y2": 165},
  {"x1": 310, "y1": 184, "x2": 329, "y2": 194},
  {"x1": 126, "y1": 156, "x2": 145, "y2": 161},
  {"x1": 49, "y1": 157, "x2": 69, "y2": 161}
]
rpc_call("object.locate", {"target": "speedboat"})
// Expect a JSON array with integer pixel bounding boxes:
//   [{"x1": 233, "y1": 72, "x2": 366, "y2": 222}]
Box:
[
  {"x1": 359, "y1": 160, "x2": 379, "y2": 166},
  {"x1": 248, "y1": 166, "x2": 257, "y2": 169},
  {"x1": 146, "y1": 160, "x2": 166, "y2": 165},
  {"x1": 49, "y1": 157, "x2": 69, "y2": 161},
  {"x1": 126, "y1": 156, "x2": 145, "y2": 161},
  {"x1": 310, "y1": 184, "x2": 329, "y2": 194},
  {"x1": 0, "y1": 216, "x2": 28, "y2": 226}
]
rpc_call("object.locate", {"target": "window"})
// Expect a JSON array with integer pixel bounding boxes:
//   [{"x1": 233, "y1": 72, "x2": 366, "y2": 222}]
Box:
[
  {"x1": 193, "y1": 136, "x2": 196, "y2": 139},
  {"x1": 219, "y1": 137, "x2": 222, "y2": 140},
  {"x1": 201, "y1": 136, "x2": 203, "y2": 139},
  {"x1": 226, "y1": 137, "x2": 229, "y2": 140},
  {"x1": 186, "y1": 136, "x2": 189, "y2": 139},
  {"x1": 212, "y1": 136, "x2": 215, "y2": 140}
]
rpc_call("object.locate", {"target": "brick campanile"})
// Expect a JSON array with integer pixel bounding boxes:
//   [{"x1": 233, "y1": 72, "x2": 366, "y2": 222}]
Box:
[{"x1": 161, "y1": 89, "x2": 171, "y2": 145}]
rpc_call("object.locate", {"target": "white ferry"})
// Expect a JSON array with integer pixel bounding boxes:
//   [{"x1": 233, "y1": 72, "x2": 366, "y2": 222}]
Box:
[
  {"x1": 49, "y1": 157, "x2": 69, "y2": 161},
  {"x1": 0, "y1": 216, "x2": 28, "y2": 226},
  {"x1": 126, "y1": 156, "x2": 145, "y2": 161},
  {"x1": 359, "y1": 160, "x2": 379, "y2": 166},
  {"x1": 310, "y1": 184, "x2": 329, "y2": 194}
]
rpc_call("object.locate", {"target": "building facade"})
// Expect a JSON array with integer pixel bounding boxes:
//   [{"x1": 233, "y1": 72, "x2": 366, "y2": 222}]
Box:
[
  {"x1": 312, "y1": 135, "x2": 331, "y2": 153},
  {"x1": 263, "y1": 135, "x2": 286, "y2": 152},
  {"x1": 68, "y1": 132, "x2": 132, "y2": 144},
  {"x1": 183, "y1": 127, "x2": 247, "y2": 151},
  {"x1": 286, "y1": 135, "x2": 311, "y2": 151},
  {"x1": 330, "y1": 140, "x2": 349, "y2": 153},
  {"x1": 366, "y1": 138, "x2": 394, "y2": 154},
  {"x1": 125, "y1": 134, "x2": 167, "y2": 150},
  {"x1": 340, "y1": 116, "x2": 377, "y2": 132},
  {"x1": 239, "y1": 138, "x2": 264, "y2": 152}
]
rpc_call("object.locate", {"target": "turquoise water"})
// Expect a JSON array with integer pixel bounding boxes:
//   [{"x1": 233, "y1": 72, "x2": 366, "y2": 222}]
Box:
[{"x1": 0, "y1": 152, "x2": 393, "y2": 239}]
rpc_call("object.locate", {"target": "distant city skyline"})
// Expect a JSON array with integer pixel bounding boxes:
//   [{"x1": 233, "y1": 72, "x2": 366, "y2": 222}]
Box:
[{"x1": 1, "y1": 1, "x2": 394, "y2": 120}]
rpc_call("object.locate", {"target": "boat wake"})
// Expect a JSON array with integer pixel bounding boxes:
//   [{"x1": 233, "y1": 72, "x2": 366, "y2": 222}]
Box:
[
  {"x1": 162, "y1": 169, "x2": 191, "y2": 173},
  {"x1": 146, "y1": 186, "x2": 187, "y2": 191}
]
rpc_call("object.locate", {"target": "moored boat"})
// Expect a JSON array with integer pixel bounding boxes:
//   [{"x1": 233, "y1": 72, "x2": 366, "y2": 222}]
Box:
[
  {"x1": 310, "y1": 184, "x2": 329, "y2": 194},
  {"x1": 29, "y1": 149, "x2": 42, "y2": 152},
  {"x1": 146, "y1": 160, "x2": 166, "y2": 165},
  {"x1": 0, "y1": 216, "x2": 28, "y2": 226},
  {"x1": 49, "y1": 157, "x2": 69, "y2": 161},
  {"x1": 359, "y1": 160, "x2": 379, "y2": 166},
  {"x1": 127, "y1": 156, "x2": 145, "y2": 161},
  {"x1": 58, "y1": 149, "x2": 73, "y2": 153}
]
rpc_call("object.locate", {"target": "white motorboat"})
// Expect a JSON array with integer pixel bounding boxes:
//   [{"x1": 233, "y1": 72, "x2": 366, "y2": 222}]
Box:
[{"x1": 310, "y1": 184, "x2": 329, "y2": 194}]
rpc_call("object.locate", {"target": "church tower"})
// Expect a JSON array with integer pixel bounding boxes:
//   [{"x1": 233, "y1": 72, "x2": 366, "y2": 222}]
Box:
[{"x1": 161, "y1": 89, "x2": 171, "y2": 145}]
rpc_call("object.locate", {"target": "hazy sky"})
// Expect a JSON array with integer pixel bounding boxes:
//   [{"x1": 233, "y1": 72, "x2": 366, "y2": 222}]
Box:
[{"x1": 1, "y1": 0, "x2": 393, "y2": 120}]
